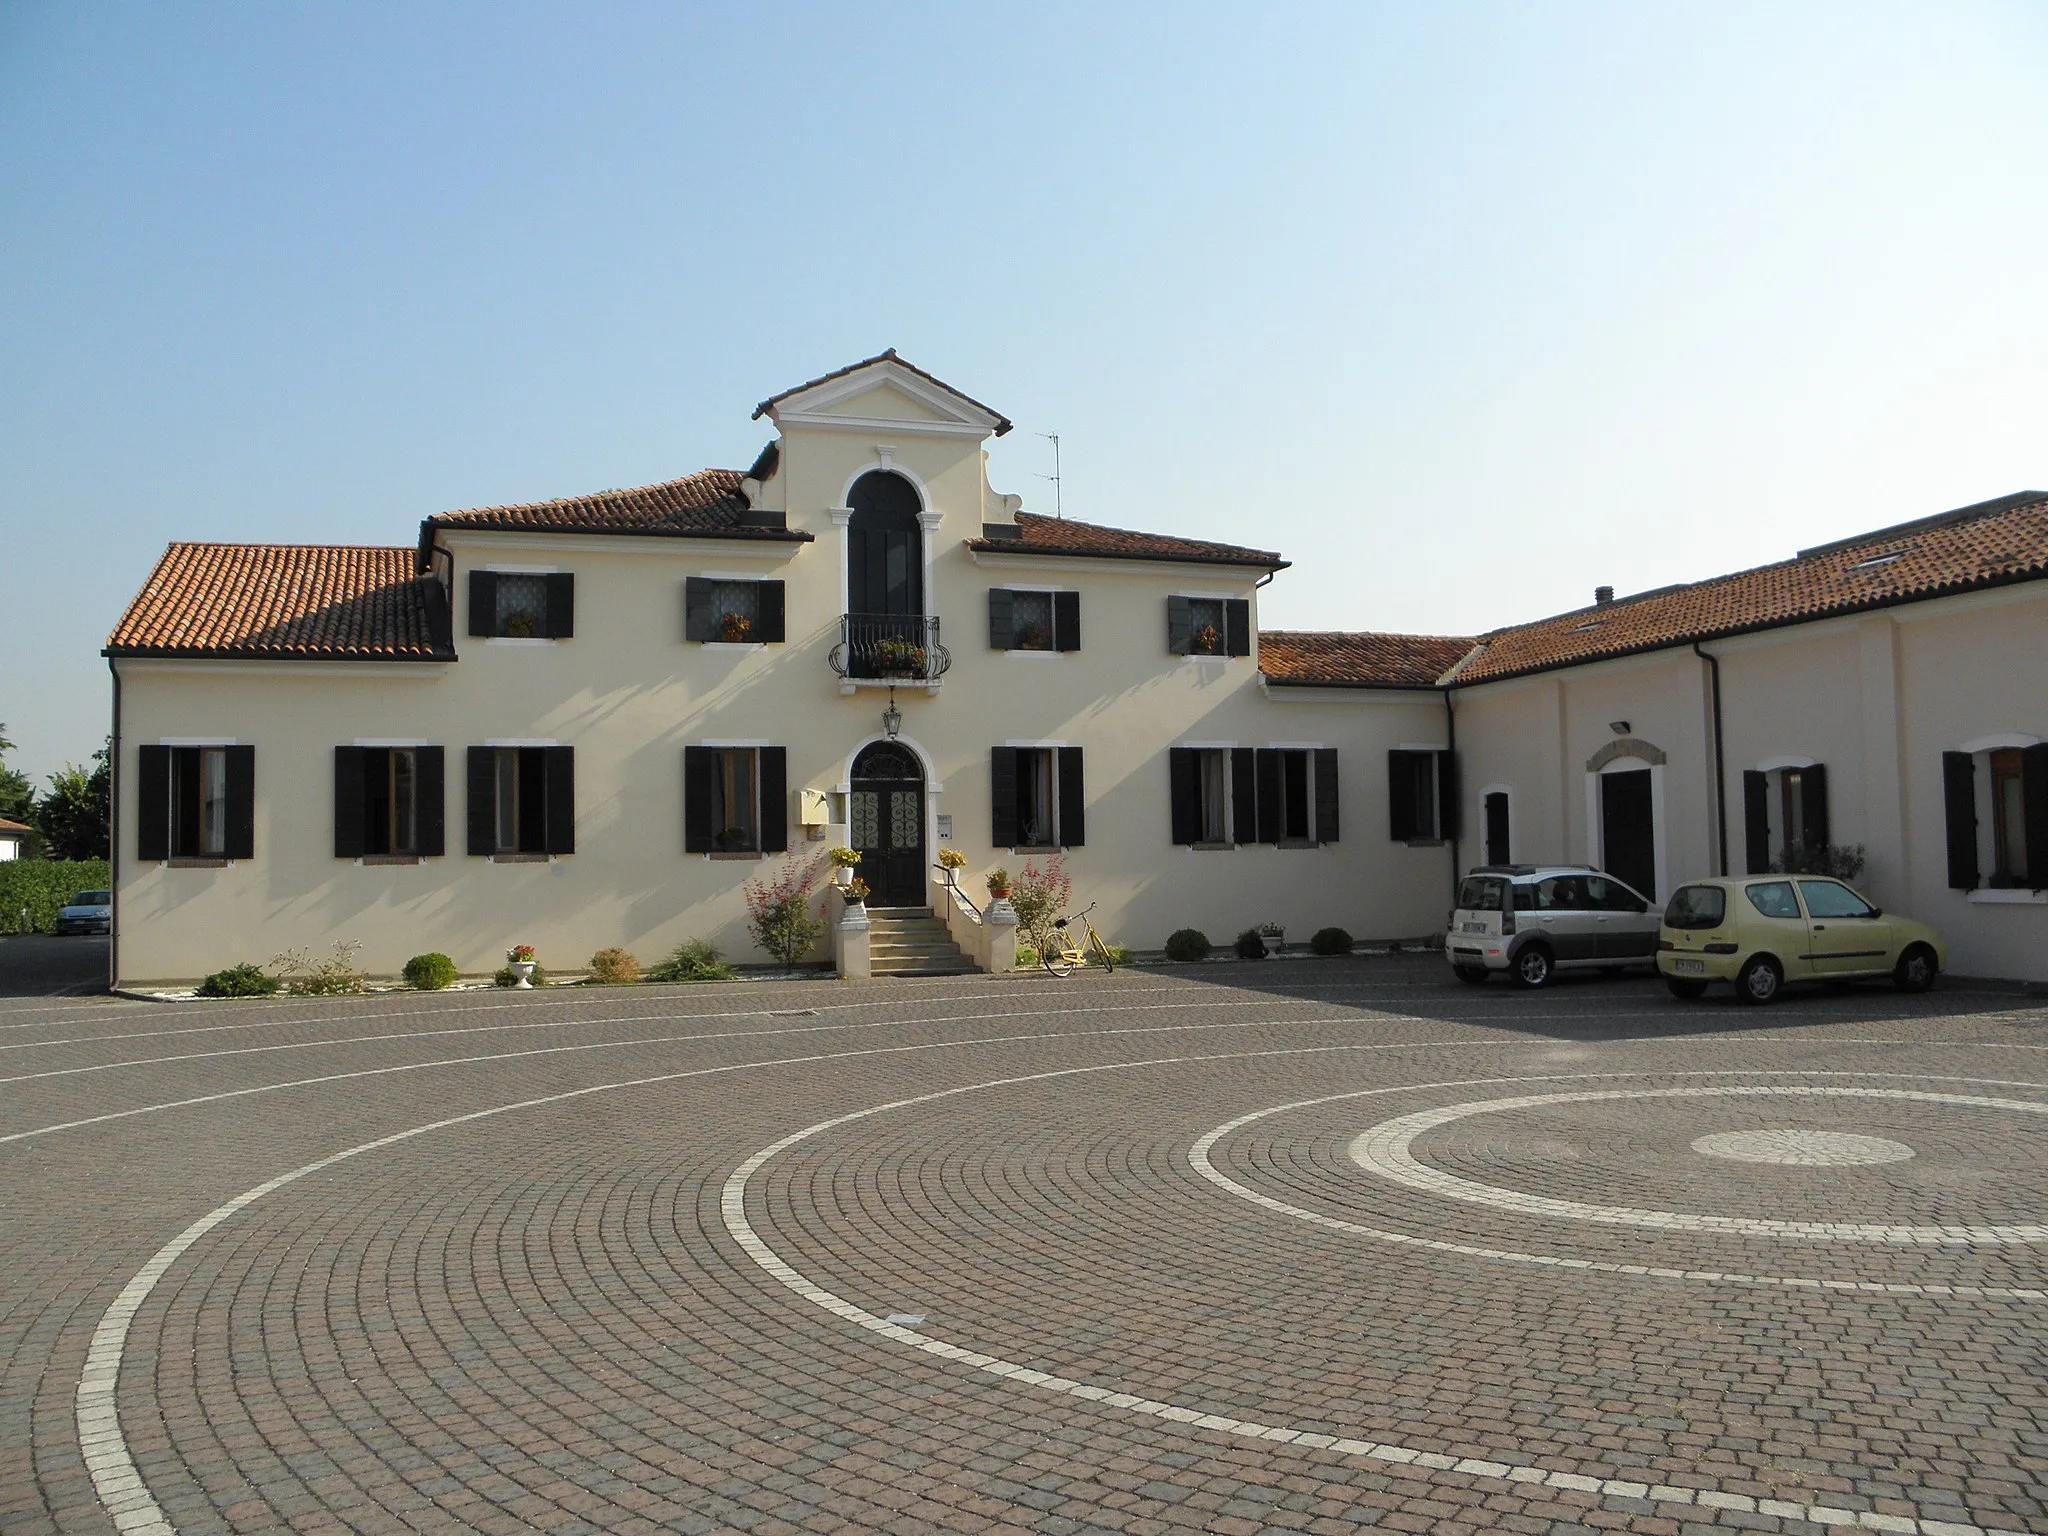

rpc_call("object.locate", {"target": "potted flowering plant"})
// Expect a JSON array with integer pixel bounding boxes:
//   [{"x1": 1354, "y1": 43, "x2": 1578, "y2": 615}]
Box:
[
  {"x1": 986, "y1": 867, "x2": 1012, "y2": 900},
  {"x1": 1256, "y1": 922, "x2": 1285, "y2": 957},
  {"x1": 506, "y1": 944, "x2": 538, "y2": 989},
  {"x1": 874, "y1": 636, "x2": 928, "y2": 676},
  {"x1": 843, "y1": 876, "x2": 871, "y2": 906},
  {"x1": 827, "y1": 846, "x2": 861, "y2": 888},
  {"x1": 937, "y1": 847, "x2": 967, "y2": 885},
  {"x1": 719, "y1": 611, "x2": 752, "y2": 643}
]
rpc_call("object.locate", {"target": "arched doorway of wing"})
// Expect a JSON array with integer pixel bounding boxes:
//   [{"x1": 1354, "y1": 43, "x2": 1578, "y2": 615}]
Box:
[{"x1": 848, "y1": 739, "x2": 927, "y2": 908}]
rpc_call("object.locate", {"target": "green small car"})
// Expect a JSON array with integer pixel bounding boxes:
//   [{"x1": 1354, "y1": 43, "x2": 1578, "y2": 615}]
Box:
[{"x1": 1658, "y1": 876, "x2": 1945, "y2": 1004}]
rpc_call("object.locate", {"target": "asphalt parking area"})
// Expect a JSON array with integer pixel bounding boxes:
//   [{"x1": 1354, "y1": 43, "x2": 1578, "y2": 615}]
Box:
[{"x1": 4, "y1": 958, "x2": 2045, "y2": 1535}]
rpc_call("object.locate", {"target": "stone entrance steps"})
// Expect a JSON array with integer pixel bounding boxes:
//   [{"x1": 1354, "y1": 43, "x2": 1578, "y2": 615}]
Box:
[{"x1": 865, "y1": 907, "x2": 978, "y2": 977}]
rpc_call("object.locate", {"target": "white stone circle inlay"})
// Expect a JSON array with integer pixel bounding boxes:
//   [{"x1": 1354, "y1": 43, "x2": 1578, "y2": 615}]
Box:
[
  {"x1": 1347, "y1": 1086, "x2": 2048, "y2": 1244},
  {"x1": 1693, "y1": 1129, "x2": 1915, "y2": 1166}
]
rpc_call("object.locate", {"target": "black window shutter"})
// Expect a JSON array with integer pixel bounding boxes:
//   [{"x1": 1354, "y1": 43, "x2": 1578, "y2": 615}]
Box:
[
  {"x1": 136, "y1": 745, "x2": 170, "y2": 861},
  {"x1": 683, "y1": 747, "x2": 714, "y2": 853},
  {"x1": 1316, "y1": 749, "x2": 1342, "y2": 844},
  {"x1": 1224, "y1": 599, "x2": 1251, "y2": 657},
  {"x1": 1256, "y1": 749, "x2": 1283, "y2": 844},
  {"x1": 224, "y1": 745, "x2": 255, "y2": 861},
  {"x1": 1743, "y1": 770, "x2": 1770, "y2": 873},
  {"x1": 1168, "y1": 748, "x2": 1200, "y2": 845},
  {"x1": 1166, "y1": 595, "x2": 1192, "y2": 655},
  {"x1": 333, "y1": 747, "x2": 367, "y2": 858},
  {"x1": 542, "y1": 746, "x2": 575, "y2": 854},
  {"x1": 544, "y1": 574, "x2": 575, "y2": 639},
  {"x1": 1941, "y1": 750, "x2": 1978, "y2": 890},
  {"x1": 1053, "y1": 591, "x2": 1080, "y2": 652},
  {"x1": 758, "y1": 580, "x2": 785, "y2": 644},
  {"x1": 416, "y1": 746, "x2": 446, "y2": 857},
  {"x1": 2022, "y1": 743, "x2": 2048, "y2": 886},
  {"x1": 988, "y1": 588, "x2": 1014, "y2": 650},
  {"x1": 1057, "y1": 747, "x2": 1085, "y2": 848},
  {"x1": 1387, "y1": 750, "x2": 1419, "y2": 841},
  {"x1": 466, "y1": 746, "x2": 496, "y2": 856},
  {"x1": 468, "y1": 571, "x2": 499, "y2": 638},
  {"x1": 989, "y1": 747, "x2": 1019, "y2": 847},
  {"x1": 1800, "y1": 762, "x2": 1830, "y2": 849},
  {"x1": 684, "y1": 578, "x2": 714, "y2": 642},
  {"x1": 759, "y1": 747, "x2": 788, "y2": 853},
  {"x1": 1231, "y1": 747, "x2": 1258, "y2": 845},
  {"x1": 1432, "y1": 751, "x2": 1456, "y2": 841}
]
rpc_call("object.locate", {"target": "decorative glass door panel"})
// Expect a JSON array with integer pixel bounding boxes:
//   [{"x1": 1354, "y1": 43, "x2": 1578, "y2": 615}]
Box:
[{"x1": 849, "y1": 743, "x2": 925, "y2": 906}]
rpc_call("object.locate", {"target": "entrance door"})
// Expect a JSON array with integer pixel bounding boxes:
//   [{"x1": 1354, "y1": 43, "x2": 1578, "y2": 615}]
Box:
[
  {"x1": 850, "y1": 742, "x2": 926, "y2": 908},
  {"x1": 1483, "y1": 792, "x2": 1510, "y2": 865},
  {"x1": 1600, "y1": 768, "x2": 1655, "y2": 900}
]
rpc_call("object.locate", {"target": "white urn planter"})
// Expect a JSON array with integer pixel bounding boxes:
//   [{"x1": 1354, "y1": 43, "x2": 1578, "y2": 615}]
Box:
[
  {"x1": 510, "y1": 961, "x2": 537, "y2": 989},
  {"x1": 1259, "y1": 930, "x2": 1285, "y2": 957}
]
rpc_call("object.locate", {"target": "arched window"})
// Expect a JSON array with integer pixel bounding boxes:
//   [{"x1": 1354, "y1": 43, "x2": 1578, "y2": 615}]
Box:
[{"x1": 847, "y1": 471, "x2": 923, "y2": 619}]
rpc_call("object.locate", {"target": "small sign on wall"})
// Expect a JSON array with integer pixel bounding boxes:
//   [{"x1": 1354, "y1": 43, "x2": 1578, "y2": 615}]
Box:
[{"x1": 936, "y1": 814, "x2": 953, "y2": 840}]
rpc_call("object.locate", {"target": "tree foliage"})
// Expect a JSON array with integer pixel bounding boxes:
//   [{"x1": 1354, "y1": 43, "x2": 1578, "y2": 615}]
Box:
[
  {"x1": 37, "y1": 742, "x2": 110, "y2": 860},
  {"x1": 742, "y1": 853, "x2": 827, "y2": 969},
  {"x1": 0, "y1": 722, "x2": 36, "y2": 830}
]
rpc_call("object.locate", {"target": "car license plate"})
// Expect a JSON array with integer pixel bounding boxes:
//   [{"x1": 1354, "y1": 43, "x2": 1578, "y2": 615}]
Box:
[
  {"x1": 1672, "y1": 958, "x2": 1705, "y2": 974},
  {"x1": 1461, "y1": 921, "x2": 1489, "y2": 934}
]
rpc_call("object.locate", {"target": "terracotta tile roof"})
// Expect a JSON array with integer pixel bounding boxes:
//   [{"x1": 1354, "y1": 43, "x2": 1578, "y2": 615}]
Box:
[
  {"x1": 753, "y1": 348, "x2": 1013, "y2": 436},
  {"x1": 968, "y1": 512, "x2": 1289, "y2": 570},
  {"x1": 428, "y1": 461, "x2": 809, "y2": 541},
  {"x1": 1453, "y1": 490, "x2": 2048, "y2": 685},
  {"x1": 1258, "y1": 630, "x2": 1477, "y2": 688},
  {"x1": 0, "y1": 818, "x2": 30, "y2": 837},
  {"x1": 107, "y1": 544, "x2": 454, "y2": 661}
]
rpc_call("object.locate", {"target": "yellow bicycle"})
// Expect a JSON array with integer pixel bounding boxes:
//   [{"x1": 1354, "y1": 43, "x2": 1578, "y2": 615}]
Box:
[{"x1": 1042, "y1": 901, "x2": 1115, "y2": 977}]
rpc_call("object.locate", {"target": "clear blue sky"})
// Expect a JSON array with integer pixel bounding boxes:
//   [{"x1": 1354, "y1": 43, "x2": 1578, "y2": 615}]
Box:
[{"x1": 3, "y1": 2, "x2": 2043, "y2": 785}]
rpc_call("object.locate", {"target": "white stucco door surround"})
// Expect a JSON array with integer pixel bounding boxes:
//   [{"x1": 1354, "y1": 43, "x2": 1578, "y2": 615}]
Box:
[{"x1": 1584, "y1": 737, "x2": 1668, "y2": 901}]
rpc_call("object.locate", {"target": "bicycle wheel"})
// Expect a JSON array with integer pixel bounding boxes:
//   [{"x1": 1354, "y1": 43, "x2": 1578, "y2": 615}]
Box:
[
  {"x1": 1042, "y1": 946, "x2": 1076, "y2": 978},
  {"x1": 1089, "y1": 930, "x2": 1115, "y2": 973}
]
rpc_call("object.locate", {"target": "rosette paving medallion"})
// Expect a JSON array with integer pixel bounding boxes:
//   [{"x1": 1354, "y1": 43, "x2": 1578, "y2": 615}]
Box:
[{"x1": 4, "y1": 957, "x2": 2047, "y2": 1535}]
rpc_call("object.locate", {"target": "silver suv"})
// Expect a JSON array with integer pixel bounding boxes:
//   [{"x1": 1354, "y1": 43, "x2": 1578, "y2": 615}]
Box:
[{"x1": 1446, "y1": 864, "x2": 1661, "y2": 988}]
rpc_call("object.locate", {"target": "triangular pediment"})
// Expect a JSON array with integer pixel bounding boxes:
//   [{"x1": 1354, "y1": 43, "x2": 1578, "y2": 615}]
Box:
[{"x1": 753, "y1": 350, "x2": 1012, "y2": 438}]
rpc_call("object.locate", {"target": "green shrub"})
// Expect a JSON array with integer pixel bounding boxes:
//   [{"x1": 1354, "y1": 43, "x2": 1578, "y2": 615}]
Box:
[
  {"x1": 1234, "y1": 927, "x2": 1267, "y2": 960},
  {"x1": 493, "y1": 963, "x2": 551, "y2": 987},
  {"x1": 1164, "y1": 928, "x2": 1211, "y2": 962},
  {"x1": 402, "y1": 952, "x2": 457, "y2": 990},
  {"x1": 1087, "y1": 944, "x2": 1134, "y2": 967},
  {"x1": 274, "y1": 940, "x2": 367, "y2": 996},
  {"x1": 647, "y1": 939, "x2": 735, "y2": 983},
  {"x1": 1310, "y1": 926, "x2": 1353, "y2": 956},
  {"x1": 197, "y1": 963, "x2": 279, "y2": 998},
  {"x1": 1015, "y1": 942, "x2": 1038, "y2": 968},
  {"x1": 0, "y1": 859, "x2": 112, "y2": 935},
  {"x1": 588, "y1": 947, "x2": 640, "y2": 985}
]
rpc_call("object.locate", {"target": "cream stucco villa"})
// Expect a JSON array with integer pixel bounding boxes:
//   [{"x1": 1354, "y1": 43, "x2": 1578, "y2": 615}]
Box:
[{"x1": 105, "y1": 353, "x2": 2048, "y2": 984}]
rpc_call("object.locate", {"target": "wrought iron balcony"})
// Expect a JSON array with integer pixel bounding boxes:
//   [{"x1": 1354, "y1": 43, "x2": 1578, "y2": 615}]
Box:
[{"x1": 830, "y1": 613, "x2": 952, "y2": 682}]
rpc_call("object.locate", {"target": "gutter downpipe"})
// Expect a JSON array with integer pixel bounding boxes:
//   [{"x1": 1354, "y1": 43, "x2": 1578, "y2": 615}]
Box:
[
  {"x1": 107, "y1": 657, "x2": 120, "y2": 990},
  {"x1": 1444, "y1": 687, "x2": 1460, "y2": 900},
  {"x1": 1693, "y1": 641, "x2": 1726, "y2": 876}
]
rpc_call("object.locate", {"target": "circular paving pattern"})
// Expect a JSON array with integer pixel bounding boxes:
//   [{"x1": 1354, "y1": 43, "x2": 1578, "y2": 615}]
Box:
[
  {"x1": 1692, "y1": 1128, "x2": 1917, "y2": 1165},
  {"x1": 4, "y1": 963, "x2": 2048, "y2": 1536}
]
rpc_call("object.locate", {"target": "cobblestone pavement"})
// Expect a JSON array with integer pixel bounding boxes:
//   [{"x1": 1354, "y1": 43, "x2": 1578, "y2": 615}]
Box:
[{"x1": 4, "y1": 959, "x2": 2046, "y2": 1536}]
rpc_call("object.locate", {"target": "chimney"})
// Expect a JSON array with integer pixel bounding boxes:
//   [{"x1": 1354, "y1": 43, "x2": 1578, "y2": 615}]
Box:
[{"x1": 1594, "y1": 585, "x2": 1614, "y2": 606}]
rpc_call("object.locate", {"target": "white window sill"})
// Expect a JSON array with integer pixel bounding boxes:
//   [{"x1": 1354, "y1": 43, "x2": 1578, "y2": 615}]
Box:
[
  {"x1": 707, "y1": 850, "x2": 763, "y2": 861},
  {"x1": 700, "y1": 642, "x2": 767, "y2": 653},
  {"x1": 1188, "y1": 841, "x2": 1236, "y2": 852},
  {"x1": 489, "y1": 853, "x2": 553, "y2": 864},
  {"x1": 357, "y1": 855, "x2": 422, "y2": 866},
  {"x1": 1968, "y1": 887, "x2": 2047, "y2": 905},
  {"x1": 484, "y1": 637, "x2": 558, "y2": 647},
  {"x1": 164, "y1": 858, "x2": 231, "y2": 868},
  {"x1": 1002, "y1": 649, "x2": 1061, "y2": 659},
  {"x1": 1179, "y1": 654, "x2": 1232, "y2": 665}
]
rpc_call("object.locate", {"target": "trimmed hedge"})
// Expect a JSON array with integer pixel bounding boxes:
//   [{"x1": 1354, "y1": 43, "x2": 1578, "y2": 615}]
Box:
[
  {"x1": 1164, "y1": 928, "x2": 1211, "y2": 962},
  {"x1": 588, "y1": 947, "x2": 641, "y2": 985},
  {"x1": 1234, "y1": 927, "x2": 1268, "y2": 959},
  {"x1": 198, "y1": 963, "x2": 279, "y2": 998},
  {"x1": 1310, "y1": 926, "x2": 1354, "y2": 956},
  {"x1": 0, "y1": 860, "x2": 111, "y2": 935},
  {"x1": 403, "y1": 952, "x2": 458, "y2": 990}
]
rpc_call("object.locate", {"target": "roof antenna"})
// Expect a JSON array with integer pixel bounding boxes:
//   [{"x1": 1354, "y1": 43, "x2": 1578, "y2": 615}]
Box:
[{"x1": 1036, "y1": 432, "x2": 1063, "y2": 518}]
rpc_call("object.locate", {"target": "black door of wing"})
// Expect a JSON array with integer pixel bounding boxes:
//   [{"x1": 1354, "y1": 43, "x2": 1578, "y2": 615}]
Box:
[{"x1": 850, "y1": 741, "x2": 925, "y2": 907}]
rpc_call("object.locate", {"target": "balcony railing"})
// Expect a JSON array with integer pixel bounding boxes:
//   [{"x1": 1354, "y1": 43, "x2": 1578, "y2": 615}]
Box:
[{"x1": 830, "y1": 613, "x2": 952, "y2": 682}]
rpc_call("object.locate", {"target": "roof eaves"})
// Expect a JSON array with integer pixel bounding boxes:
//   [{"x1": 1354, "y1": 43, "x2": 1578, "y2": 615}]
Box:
[
  {"x1": 965, "y1": 539, "x2": 1289, "y2": 571},
  {"x1": 433, "y1": 523, "x2": 815, "y2": 543},
  {"x1": 1449, "y1": 563, "x2": 2048, "y2": 689},
  {"x1": 752, "y1": 348, "x2": 1015, "y2": 435}
]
